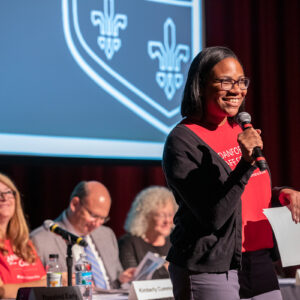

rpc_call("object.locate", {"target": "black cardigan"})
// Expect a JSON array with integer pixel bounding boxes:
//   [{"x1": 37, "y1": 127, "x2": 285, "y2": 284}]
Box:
[
  {"x1": 118, "y1": 234, "x2": 171, "y2": 279},
  {"x1": 162, "y1": 123, "x2": 257, "y2": 272}
]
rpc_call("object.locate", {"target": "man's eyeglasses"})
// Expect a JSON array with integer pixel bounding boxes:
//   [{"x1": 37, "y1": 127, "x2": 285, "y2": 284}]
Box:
[
  {"x1": 0, "y1": 190, "x2": 16, "y2": 200},
  {"x1": 80, "y1": 202, "x2": 110, "y2": 223},
  {"x1": 214, "y1": 77, "x2": 250, "y2": 90}
]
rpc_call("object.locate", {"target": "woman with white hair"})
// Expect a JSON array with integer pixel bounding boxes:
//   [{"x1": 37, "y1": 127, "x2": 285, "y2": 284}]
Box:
[{"x1": 118, "y1": 186, "x2": 177, "y2": 279}]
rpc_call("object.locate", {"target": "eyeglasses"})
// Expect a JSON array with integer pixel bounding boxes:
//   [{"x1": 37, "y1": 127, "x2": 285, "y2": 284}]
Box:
[
  {"x1": 0, "y1": 190, "x2": 16, "y2": 200},
  {"x1": 80, "y1": 201, "x2": 110, "y2": 223},
  {"x1": 214, "y1": 77, "x2": 250, "y2": 90},
  {"x1": 153, "y1": 212, "x2": 174, "y2": 220}
]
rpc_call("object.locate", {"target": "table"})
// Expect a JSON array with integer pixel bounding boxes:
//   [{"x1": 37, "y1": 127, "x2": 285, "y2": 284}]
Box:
[{"x1": 279, "y1": 278, "x2": 300, "y2": 300}]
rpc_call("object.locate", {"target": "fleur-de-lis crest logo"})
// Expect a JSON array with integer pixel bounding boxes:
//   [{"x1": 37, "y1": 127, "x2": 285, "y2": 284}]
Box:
[
  {"x1": 63, "y1": 0, "x2": 201, "y2": 136},
  {"x1": 91, "y1": 0, "x2": 127, "y2": 60},
  {"x1": 148, "y1": 18, "x2": 190, "y2": 101}
]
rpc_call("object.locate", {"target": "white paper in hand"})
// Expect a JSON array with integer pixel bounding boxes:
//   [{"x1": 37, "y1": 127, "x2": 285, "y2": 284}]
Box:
[
  {"x1": 133, "y1": 251, "x2": 165, "y2": 281},
  {"x1": 263, "y1": 206, "x2": 300, "y2": 267}
]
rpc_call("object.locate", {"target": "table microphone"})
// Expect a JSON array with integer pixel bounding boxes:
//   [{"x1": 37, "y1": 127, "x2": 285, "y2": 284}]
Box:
[{"x1": 43, "y1": 219, "x2": 87, "y2": 247}]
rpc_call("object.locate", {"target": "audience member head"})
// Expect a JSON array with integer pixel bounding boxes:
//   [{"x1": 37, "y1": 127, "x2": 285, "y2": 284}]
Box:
[
  {"x1": 124, "y1": 186, "x2": 177, "y2": 244},
  {"x1": 67, "y1": 181, "x2": 111, "y2": 236},
  {"x1": 0, "y1": 172, "x2": 35, "y2": 263},
  {"x1": 181, "y1": 46, "x2": 246, "y2": 121}
]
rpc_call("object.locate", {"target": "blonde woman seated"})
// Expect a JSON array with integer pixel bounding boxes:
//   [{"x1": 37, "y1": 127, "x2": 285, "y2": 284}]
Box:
[
  {"x1": 0, "y1": 173, "x2": 46, "y2": 298},
  {"x1": 118, "y1": 186, "x2": 177, "y2": 279}
]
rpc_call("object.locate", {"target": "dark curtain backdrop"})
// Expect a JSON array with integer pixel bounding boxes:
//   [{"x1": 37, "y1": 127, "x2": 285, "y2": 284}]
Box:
[{"x1": 0, "y1": 0, "x2": 299, "y2": 238}]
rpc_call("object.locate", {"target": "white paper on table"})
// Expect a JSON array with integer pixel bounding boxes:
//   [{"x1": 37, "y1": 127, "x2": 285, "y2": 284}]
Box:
[
  {"x1": 263, "y1": 206, "x2": 300, "y2": 267},
  {"x1": 94, "y1": 287, "x2": 129, "y2": 294},
  {"x1": 93, "y1": 293, "x2": 128, "y2": 300}
]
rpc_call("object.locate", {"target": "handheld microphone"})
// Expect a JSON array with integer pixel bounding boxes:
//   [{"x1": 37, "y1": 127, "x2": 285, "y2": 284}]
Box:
[
  {"x1": 235, "y1": 112, "x2": 268, "y2": 171},
  {"x1": 43, "y1": 220, "x2": 87, "y2": 247}
]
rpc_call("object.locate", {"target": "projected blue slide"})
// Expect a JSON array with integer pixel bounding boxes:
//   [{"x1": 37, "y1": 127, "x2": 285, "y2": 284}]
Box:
[{"x1": 0, "y1": 0, "x2": 202, "y2": 160}]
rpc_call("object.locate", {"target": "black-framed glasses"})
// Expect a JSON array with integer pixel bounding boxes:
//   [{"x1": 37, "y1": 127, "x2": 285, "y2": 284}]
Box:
[
  {"x1": 214, "y1": 77, "x2": 250, "y2": 90},
  {"x1": 80, "y1": 201, "x2": 110, "y2": 223},
  {"x1": 0, "y1": 190, "x2": 16, "y2": 200}
]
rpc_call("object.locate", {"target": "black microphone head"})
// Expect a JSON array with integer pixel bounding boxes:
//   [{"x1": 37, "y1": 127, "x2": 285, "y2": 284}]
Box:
[
  {"x1": 43, "y1": 219, "x2": 55, "y2": 230},
  {"x1": 235, "y1": 112, "x2": 251, "y2": 125}
]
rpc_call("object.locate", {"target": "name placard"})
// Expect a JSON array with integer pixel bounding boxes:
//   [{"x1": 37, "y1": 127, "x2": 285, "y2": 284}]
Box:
[
  {"x1": 16, "y1": 286, "x2": 82, "y2": 300},
  {"x1": 129, "y1": 279, "x2": 173, "y2": 300},
  {"x1": 296, "y1": 269, "x2": 300, "y2": 286}
]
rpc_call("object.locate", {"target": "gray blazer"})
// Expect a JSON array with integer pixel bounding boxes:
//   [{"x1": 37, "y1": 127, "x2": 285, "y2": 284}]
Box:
[{"x1": 30, "y1": 212, "x2": 123, "y2": 288}]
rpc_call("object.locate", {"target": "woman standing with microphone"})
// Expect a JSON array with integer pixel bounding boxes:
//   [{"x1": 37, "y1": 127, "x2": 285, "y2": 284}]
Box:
[{"x1": 162, "y1": 46, "x2": 300, "y2": 300}]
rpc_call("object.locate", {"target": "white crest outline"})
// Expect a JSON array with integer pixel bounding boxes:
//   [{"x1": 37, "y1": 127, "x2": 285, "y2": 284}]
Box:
[{"x1": 62, "y1": 0, "x2": 201, "y2": 134}]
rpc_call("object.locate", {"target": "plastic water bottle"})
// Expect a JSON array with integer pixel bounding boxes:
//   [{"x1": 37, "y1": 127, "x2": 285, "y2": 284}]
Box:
[
  {"x1": 75, "y1": 253, "x2": 92, "y2": 300},
  {"x1": 46, "y1": 254, "x2": 62, "y2": 287}
]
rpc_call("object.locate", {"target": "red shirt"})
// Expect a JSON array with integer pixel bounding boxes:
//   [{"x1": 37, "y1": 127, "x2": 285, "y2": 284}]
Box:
[
  {"x1": 0, "y1": 240, "x2": 46, "y2": 283},
  {"x1": 184, "y1": 120, "x2": 273, "y2": 252}
]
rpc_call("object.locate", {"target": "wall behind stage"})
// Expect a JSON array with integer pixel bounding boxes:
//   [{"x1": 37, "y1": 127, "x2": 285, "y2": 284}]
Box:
[{"x1": 0, "y1": 0, "x2": 299, "y2": 237}]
